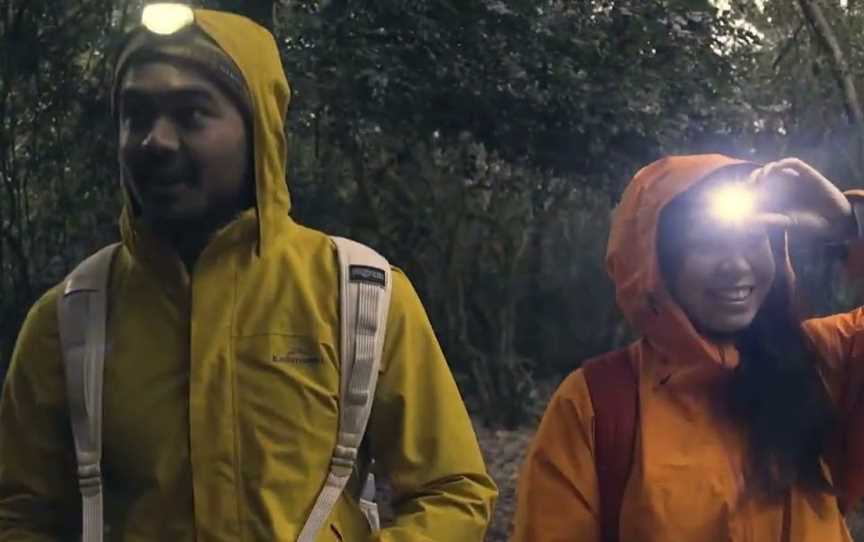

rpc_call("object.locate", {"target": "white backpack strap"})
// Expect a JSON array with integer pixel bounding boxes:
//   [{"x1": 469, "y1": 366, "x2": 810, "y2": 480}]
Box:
[
  {"x1": 56, "y1": 243, "x2": 120, "y2": 542},
  {"x1": 298, "y1": 237, "x2": 392, "y2": 541}
]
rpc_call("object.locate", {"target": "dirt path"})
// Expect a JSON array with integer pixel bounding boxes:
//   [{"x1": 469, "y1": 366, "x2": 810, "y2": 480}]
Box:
[{"x1": 475, "y1": 421, "x2": 535, "y2": 541}]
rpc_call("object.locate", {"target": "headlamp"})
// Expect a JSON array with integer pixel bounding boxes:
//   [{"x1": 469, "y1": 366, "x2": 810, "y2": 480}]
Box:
[
  {"x1": 142, "y1": 3, "x2": 195, "y2": 36},
  {"x1": 707, "y1": 184, "x2": 756, "y2": 224}
]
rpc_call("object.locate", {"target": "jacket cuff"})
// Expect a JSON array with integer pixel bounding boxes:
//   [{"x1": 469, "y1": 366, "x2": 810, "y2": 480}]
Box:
[{"x1": 850, "y1": 191, "x2": 864, "y2": 238}]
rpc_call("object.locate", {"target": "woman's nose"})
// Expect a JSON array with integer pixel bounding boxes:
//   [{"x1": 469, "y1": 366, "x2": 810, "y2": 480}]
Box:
[{"x1": 716, "y1": 252, "x2": 752, "y2": 279}]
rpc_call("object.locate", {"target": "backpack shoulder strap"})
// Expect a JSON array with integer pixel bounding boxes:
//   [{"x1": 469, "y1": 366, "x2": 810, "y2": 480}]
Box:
[
  {"x1": 298, "y1": 236, "x2": 392, "y2": 541},
  {"x1": 56, "y1": 242, "x2": 121, "y2": 542},
  {"x1": 582, "y1": 345, "x2": 638, "y2": 542}
]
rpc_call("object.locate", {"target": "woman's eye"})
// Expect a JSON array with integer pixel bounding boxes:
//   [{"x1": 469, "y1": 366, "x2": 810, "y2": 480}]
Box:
[
  {"x1": 695, "y1": 238, "x2": 726, "y2": 252},
  {"x1": 687, "y1": 231, "x2": 724, "y2": 248},
  {"x1": 739, "y1": 230, "x2": 768, "y2": 247}
]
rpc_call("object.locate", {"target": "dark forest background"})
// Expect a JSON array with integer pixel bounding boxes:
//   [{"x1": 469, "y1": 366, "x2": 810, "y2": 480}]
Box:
[{"x1": 3, "y1": 0, "x2": 864, "y2": 430}]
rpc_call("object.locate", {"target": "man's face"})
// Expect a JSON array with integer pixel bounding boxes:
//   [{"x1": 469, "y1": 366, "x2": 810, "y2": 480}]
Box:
[
  {"x1": 667, "y1": 213, "x2": 777, "y2": 335},
  {"x1": 118, "y1": 60, "x2": 251, "y2": 230}
]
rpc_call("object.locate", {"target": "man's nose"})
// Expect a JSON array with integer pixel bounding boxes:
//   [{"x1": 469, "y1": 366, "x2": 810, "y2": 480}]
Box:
[{"x1": 141, "y1": 117, "x2": 179, "y2": 152}]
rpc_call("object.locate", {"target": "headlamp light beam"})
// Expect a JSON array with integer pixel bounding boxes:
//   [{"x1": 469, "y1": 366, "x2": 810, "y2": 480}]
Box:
[
  {"x1": 708, "y1": 184, "x2": 756, "y2": 223},
  {"x1": 142, "y1": 3, "x2": 195, "y2": 36}
]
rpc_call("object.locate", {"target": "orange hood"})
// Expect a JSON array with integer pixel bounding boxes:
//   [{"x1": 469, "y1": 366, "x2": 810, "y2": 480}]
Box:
[{"x1": 606, "y1": 154, "x2": 761, "y2": 368}]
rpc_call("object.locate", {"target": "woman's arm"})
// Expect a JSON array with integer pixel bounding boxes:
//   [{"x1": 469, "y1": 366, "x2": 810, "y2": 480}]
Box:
[{"x1": 513, "y1": 370, "x2": 602, "y2": 542}]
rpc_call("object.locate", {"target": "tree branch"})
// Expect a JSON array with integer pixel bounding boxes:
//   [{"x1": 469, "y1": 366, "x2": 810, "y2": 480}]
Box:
[
  {"x1": 772, "y1": 20, "x2": 805, "y2": 72},
  {"x1": 797, "y1": 0, "x2": 864, "y2": 127}
]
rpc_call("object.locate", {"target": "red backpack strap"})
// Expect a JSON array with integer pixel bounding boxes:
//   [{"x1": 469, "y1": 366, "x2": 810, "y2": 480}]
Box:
[{"x1": 582, "y1": 346, "x2": 638, "y2": 542}]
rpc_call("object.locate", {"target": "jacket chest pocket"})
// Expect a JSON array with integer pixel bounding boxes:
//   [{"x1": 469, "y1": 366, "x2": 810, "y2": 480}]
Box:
[{"x1": 233, "y1": 333, "x2": 341, "y2": 452}]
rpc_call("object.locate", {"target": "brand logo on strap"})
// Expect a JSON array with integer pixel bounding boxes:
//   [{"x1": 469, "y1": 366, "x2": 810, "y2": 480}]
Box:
[{"x1": 349, "y1": 265, "x2": 386, "y2": 287}]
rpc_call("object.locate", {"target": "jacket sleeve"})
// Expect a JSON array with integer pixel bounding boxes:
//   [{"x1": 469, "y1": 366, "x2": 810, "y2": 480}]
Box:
[
  {"x1": 366, "y1": 269, "x2": 497, "y2": 542},
  {"x1": 512, "y1": 370, "x2": 601, "y2": 542},
  {"x1": 805, "y1": 189, "x2": 864, "y2": 402},
  {"x1": 844, "y1": 191, "x2": 864, "y2": 277},
  {"x1": 805, "y1": 306, "x2": 864, "y2": 510},
  {"x1": 806, "y1": 191, "x2": 864, "y2": 411},
  {"x1": 0, "y1": 288, "x2": 80, "y2": 540},
  {"x1": 803, "y1": 197, "x2": 864, "y2": 508}
]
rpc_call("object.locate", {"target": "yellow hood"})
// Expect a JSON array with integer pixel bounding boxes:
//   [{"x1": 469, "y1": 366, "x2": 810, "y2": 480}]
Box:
[
  {"x1": 119, "y1": 8, "x2": 292, "y2": 255},
  {"x1": 0, "y1": 11, "x2": 496, "y2": 541}
]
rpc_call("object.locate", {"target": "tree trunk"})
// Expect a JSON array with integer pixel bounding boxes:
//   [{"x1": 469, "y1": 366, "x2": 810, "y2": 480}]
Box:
[
  {"x1": 799, "y1": 0, "x2": 864, "y2": 176},
  {"x1": 798, "y1": 0, "x2": 864, "y2": 128},
  {"x1": 111, "y1": 0, "x2": 130, "y2": 31}
]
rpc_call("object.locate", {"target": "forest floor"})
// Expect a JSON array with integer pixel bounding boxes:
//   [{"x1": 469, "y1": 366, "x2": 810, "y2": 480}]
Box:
[{"x1": 475, "y1": 420, "x2": 535, "y2": 541}]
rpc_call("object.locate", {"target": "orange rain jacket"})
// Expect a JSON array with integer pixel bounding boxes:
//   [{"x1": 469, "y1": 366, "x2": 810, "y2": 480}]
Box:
[{"x1": 514, "y1": 154, "x2": 864, "y2": 541}]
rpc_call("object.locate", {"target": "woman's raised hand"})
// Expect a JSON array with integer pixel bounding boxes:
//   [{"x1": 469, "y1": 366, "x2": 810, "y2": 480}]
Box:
[{"x1": 747, "y1": 158, "x2": 855, "y2": 242}]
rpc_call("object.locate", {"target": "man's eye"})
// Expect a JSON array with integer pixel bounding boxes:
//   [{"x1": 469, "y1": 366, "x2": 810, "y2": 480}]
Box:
[
  {"x1": 123, "y1": 107, "x2": 151, "y2": 128},
  {"x1": 176, "y1": 107, "x2": 208, "y2": 125}
]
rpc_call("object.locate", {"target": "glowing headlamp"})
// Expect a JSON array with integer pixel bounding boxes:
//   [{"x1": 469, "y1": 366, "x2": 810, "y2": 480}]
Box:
[
  {"x1": 142, "y1": 3, "x2": 195, "y2": 35},
  {"x1": 707, "y1": 184, "x2": 756, "y2": 223}
]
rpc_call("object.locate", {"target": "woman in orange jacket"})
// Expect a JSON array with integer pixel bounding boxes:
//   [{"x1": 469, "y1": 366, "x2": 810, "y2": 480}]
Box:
[{"x1": 514, "y1": 154, "x2": 864, "y2": 541}]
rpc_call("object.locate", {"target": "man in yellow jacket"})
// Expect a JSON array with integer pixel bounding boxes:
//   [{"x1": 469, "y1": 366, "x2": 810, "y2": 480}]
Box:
[{"x1": 0, "y1": 6, "x2": 496, "y2": 541}]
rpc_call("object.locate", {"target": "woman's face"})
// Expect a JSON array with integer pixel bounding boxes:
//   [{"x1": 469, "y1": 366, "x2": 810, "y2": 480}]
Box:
[{"x1": 666, "y1": 209, "x2": 777, "y2": 335}]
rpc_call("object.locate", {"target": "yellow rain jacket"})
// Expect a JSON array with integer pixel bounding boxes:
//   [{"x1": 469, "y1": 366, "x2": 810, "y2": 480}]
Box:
[
  {"x1": 514, "y1": 154, "x2": 864, "y2": 541},
  {"x1": 0, "y1": 10, "x2": 496, "y2": 541}
]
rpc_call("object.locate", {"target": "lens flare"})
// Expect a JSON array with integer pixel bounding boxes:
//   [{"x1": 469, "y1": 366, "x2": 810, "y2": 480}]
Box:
[
  {"x1": 708, "y1": 184, "x2": 756, "y2": 223},
  {"x1": 142, "y1": 3, "x2": 194, "y2": 35}
]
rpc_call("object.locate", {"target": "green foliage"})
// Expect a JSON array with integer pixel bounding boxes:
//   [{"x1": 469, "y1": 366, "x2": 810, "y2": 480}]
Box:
[
  {"x1": 281, "y1": 0, "x2": 762, "y2": 425},
  {"x1": 0, "y1": 0, "x2": 122, "y2": 371},
  {"x1": 284, "y1": 0, "x2": 757, "y2": 183}
]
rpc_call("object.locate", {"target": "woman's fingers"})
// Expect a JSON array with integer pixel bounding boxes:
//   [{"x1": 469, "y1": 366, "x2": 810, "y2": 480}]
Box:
[
  {"x1": 751, "y1": 212, "x2": 793, "y2": 229},
  {"x1": 746, "y1": 162, "x2": 792, "y2": 193},
  {"x1": 748, "y1": 161, "x2": 802, "y2": 189},
  {"x1": 744, "y1": 158, "x2": 852, "y2": 240},
  {"x1": 769, "y1": 158, "x2": 825, "y2": 182},
  {"x1": 752, "y1": 212, "x2": 832, "y2": 236},
  {"x1": 749, "y1": 158, "x2": 839, "y2": 209}
]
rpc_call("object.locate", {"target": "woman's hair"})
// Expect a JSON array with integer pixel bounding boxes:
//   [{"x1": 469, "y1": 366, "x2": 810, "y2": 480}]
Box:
[{"x1": 658, "y1": 165, "x2": 836, "y2": 498}]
